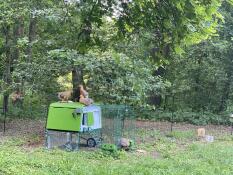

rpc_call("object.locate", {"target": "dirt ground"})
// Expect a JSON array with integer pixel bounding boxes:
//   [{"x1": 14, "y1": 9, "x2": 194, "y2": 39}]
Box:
[
  {"x1": 0, "y1": 119, "x2": 45, "y2": 148},
  {"x1": 135, "y1": 120, "x2": 232, "y2": 136},
  {"x1": 0, "y1": 119, "x2": 231, "y2": 148}
]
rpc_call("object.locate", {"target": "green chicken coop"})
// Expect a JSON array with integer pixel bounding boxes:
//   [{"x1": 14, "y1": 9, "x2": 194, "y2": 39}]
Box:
[
  {"x1": 45, "y1": 102, "x2": 136, "y2": 151},
  {"x1": 45, "y1": 102, "x2": 102, "y2": 150}
]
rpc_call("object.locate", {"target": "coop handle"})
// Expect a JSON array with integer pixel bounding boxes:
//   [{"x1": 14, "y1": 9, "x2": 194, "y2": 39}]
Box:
[{"x1": 72, "y1": 112, "x2": 76, "y2": 118}]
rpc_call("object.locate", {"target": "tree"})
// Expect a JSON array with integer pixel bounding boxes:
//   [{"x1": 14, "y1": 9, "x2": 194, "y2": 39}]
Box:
[
  {"x1": 0, "y1": 0, "x2": 230, "y2": 115},
  {"x1": 165, "y1": 0, "x2": 233, "y2": 115},
  {"x1": 116, "y1": 0, "x2": 223, "y2": 60}
]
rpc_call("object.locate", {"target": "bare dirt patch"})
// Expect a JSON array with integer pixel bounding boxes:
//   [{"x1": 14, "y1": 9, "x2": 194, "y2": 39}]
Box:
[
  {"x1": 0, "y1": 119, "x2": 45, "y2": 137},
  {"x1": 0, "y1": 119, "x2": 45, "y2": 148},
  {"x1": 0, "y1": 119, "x2": 231, "y2": 149},
  {"x1": 136, "y1": 120, "x2": 231, "y2": 136}
]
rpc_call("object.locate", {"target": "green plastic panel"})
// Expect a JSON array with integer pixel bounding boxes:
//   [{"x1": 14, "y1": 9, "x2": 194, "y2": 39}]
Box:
[
  {"x1": 46, "y1": 102, "x2": 83, "y2": 132},
  {"x1": 50, "y1": 102, "x2": 85, "y2": 109},
  {"x1": 87, "y1": 112, "x2": 94, "y2": 126}
]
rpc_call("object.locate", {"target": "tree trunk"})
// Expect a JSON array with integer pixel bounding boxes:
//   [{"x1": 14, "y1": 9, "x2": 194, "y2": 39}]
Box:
[
  {"x1": 72, "y1": 66, "x2": 84, "y2": 102},
  {"x1": 193, "y1": 44, "x2": 205, "y2": 112},
  {"x1": 3, "y1": 95, "x2": 9, "y2": 113},
  {"x1": 27, "y1": 17, "x2": 37, "y2": 62},
  {"x1": 13, "y1": 17, "x2": 24, "y2": 88},
  {"x1": 2, "y1": 25, "x2": 11, "y2": 112},
  {"x1": 13, "y1": 17, "x2": 24, "y2": 62},
  {"x1": 218, "y1": 73, "x2": 232, "y2": 113}
]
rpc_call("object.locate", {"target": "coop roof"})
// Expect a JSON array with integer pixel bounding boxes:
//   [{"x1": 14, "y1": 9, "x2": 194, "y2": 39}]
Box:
[
  {"x1": 50, "y1": 102, "x2": 85, "y2": 109},
  {"x1": 75, "y1": 105, "x2": 101, "y2": 113}
]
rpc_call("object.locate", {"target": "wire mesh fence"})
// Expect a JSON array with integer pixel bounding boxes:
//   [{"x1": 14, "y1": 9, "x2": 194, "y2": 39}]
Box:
[
  {"x1": 0, "y1": 96, "x2": 232, "y2": 148},
  {"x1": 100, "y1": 105, "x2": 136, "y2": 145},
  {"x1": 134, "y1": 118, "x2": 233, "y2": 145},
  {"x1": 0, "y1": 93, "x2": 52, "y2": 132},
  {"x1": 44, "y1": 104, "x2": 136, "y2": 150}
]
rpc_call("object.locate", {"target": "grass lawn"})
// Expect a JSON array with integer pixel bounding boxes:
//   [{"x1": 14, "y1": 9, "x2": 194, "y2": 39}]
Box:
[{"x1": 0, "y1": 119, "x2": 233, "y2": 175}]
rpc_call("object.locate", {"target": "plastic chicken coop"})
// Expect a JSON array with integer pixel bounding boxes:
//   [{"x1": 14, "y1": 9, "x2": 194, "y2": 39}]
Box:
[{"x1": 45, "y1": 102, "x2": 135, "y2": 151}]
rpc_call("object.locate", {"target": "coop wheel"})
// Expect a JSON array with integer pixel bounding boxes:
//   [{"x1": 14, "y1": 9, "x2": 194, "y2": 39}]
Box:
[{"x1": 87, "y1": 138, "x2": 96, "y2": 147}]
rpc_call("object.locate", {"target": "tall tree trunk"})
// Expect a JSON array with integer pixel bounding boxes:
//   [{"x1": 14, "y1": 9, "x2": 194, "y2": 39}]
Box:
[
  {"x1": 13, "y1": 17, "x2": 24, "y2": 61},
  {"x1": 27, "y1": 17, "x2": 37, "y2": 62},
  {"x1": 2, "y1": 25, "x2": 11, "y2": 113},
  {"x1": 218, "y1": 73, "x2": 232, "y2": 113},
  {"x1": 192, "y1": 58, "x2": 201, "y2": 112},
  {"x1": 13, "y1": 17, "x2": 24, "y2": 91},
  {"x1": 193, "y1": 43, "x2": 205, "y2": 112},
  {"x1": 72, "y1": 66, "x2": 84, "y2": 102}
]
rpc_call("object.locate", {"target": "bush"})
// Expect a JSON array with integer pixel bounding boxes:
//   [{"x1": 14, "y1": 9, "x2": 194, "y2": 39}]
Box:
[
  {"x1": 5, "y1": 93, "x2": 57, "y2": 119},
  {"x1": 135, "y1": 106, "x2": 231, "y2": 125}
]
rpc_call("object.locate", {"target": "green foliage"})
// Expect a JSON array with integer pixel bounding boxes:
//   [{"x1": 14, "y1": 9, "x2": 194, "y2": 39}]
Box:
[
  {"x1": 101, "y1": 143, "x2": 117, "y2": 152},
  {"x1": 162, "y1": 1, "x2": 233, "y2": 121},
  {"x1": 117, "y1": 0, "x2": 223, "y2": 58},
  {"x1": 1, "y1": 94, "x2": 50, "y2": 119},
  {"x1": 83, "y1": 51, "x2": 168, "y2": 105},
  {"x1": 45, "y1": 49, "x2": 168, "y2": 105},
  {"x1": 0, "y1": 0, "x2": 232, "y2": 126},
  {"x1": 100, "y1": 143, "x2": 123, "y2": 159},
  {"x1": 135, "y1": 105, "x2": 231, "y2": 125}
]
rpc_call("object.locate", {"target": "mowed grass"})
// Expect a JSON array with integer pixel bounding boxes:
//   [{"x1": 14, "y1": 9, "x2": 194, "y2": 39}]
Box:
[{"x1": 0, "y1": 131, "x2": 233, "y2": 175}]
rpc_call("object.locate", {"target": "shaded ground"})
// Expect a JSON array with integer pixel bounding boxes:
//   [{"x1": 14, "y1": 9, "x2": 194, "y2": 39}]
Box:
[
  {"x1": 135, "y1": 120, "x2": 231, "y2": 136},
  {"x1": 0, "y1": 119, "x2": 45, "y2": 148},
  {"x1": 0, "y1": 119, "x2": 45, "y2": 137}
]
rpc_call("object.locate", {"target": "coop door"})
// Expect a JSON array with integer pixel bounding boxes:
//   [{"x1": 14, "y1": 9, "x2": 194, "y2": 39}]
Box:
[{"x1": 82, "y1": 113, "x2": 94, "y2": 127}]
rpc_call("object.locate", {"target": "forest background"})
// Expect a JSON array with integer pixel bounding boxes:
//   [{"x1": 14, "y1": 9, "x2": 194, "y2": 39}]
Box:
[{"x1": 1, "y1": 0, "x2": 233, "y2": 126}]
